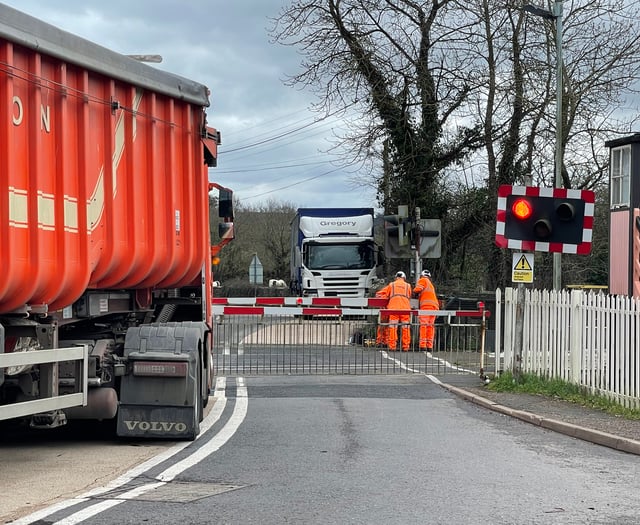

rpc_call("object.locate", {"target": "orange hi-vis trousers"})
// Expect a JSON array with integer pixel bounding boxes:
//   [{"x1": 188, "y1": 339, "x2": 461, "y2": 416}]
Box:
[
  {"x1": 418, "y1": 312, "x2": 436, "y2": 349},
  {"x1": 387, "y1": 314, "x2": 411, "y2": 351},
  {"x1": 376, "y1": 312, "x2": 389, "y2": 345}
]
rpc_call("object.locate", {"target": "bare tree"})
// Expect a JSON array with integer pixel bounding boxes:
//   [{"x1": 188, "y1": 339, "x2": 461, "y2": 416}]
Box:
[
  {"x1": 268, "y1": 0, "x2": 640, "y2": 291},
  {"x1": 211, "y1": 199, "x2": 296, "y2": 287},
  {"x1": 270, "y1": 1, "x2": 492, "y2": 287},
  {"x1": 470, "y1": 0, "x2": 640, "y2": 289},
  {"x1": 270, "y1": 0, "x2": 485, "y2": 217},
  {"x1": 245, "y1": 200, "x2": 296, "y2": 280}
]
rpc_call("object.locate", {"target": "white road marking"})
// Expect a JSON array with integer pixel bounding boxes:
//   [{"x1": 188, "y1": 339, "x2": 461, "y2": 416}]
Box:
[
  {"x1": 13, "y1": 376, "x2": 244, "y2": 525},
  {"x1": 157, "y1": 377, "x2": 247, "y2": 482},
  {"x1": 381, "y1": 350, "x2": 476, "y2": 375}
]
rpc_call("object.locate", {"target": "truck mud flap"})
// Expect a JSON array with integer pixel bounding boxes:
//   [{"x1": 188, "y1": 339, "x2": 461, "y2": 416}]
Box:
[
  {"x1": 117, "y1": 323, "x2": 205, "y2": 440},
  {"x1": 117, "y1": 405, "x2": 198, "y2": 440}
]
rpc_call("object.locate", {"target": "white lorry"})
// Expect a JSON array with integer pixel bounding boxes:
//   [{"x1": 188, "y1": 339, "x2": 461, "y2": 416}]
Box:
[{"x1": 290, "y1": 208, "x2": 381, "y2": 297}]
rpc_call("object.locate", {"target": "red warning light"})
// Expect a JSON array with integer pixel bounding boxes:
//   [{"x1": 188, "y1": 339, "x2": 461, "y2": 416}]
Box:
[
  {"x1": 496, "y1": 184, "x2": 595, "y2": 254},
  {"x1": 511, "y1": 198, "x2": 533, "y2": 220}
]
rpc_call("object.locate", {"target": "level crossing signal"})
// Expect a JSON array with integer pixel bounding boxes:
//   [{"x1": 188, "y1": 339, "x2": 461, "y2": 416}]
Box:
[
  {"x1": 383, "y1": 214, "x2": 410, "y2": 247},
  {"x1": 495, "y1": 185, "x2": 595, "y2": 254},
  {"x1": 383, "y1": 215, "x2": 441, "y2": 259},
  {"x1": 383, "y1": 214, "x2": 411, "y2": 259}
]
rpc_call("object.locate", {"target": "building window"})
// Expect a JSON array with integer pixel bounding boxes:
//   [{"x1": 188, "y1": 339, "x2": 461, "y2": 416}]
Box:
[{"x1": 611, "y1": 145, "x2": 631, "y2": 208}]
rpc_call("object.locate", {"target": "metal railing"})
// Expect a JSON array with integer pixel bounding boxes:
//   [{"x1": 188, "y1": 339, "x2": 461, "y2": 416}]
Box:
[
  {"x1": 213, "y1": 307, "x2": 492, "y2": 377},
  {"x1": 0, "y1": 345, "x2": 89, "y2": 421}
]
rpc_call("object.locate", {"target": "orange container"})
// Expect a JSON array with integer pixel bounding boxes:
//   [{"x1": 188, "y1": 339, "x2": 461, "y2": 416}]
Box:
[{"x1": 0, "y1": 6, "x2": 217, "y2": 314}]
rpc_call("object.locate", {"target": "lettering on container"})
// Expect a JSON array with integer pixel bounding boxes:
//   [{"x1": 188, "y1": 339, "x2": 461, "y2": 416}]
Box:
[
  {"x1": 12, "y1": 96, "x2": 51, "y2": 132},
  {"x1": 8, "y1": 90, "x2": 145, "y2": 235}
]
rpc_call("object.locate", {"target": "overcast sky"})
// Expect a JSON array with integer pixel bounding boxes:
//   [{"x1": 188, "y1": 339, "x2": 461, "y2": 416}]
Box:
[{"x1": 3, "y1": 1, "x2": 379, "y2": 211}]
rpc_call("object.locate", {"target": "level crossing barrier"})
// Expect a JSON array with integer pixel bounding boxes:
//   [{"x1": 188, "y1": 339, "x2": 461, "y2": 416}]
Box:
[{"x1": 211, "y1": 298, "x2": 494, "y2": 377}]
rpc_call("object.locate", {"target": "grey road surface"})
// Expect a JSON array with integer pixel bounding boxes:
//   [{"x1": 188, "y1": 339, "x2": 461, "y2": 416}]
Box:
[{"x1": 10, "y1": 375, "x2": 640, "y2": 525}]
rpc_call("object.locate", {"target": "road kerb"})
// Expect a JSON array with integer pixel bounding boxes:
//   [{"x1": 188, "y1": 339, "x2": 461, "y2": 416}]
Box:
[{"x1": 442, "y1": 383, "x2": 640, "y2": 456}]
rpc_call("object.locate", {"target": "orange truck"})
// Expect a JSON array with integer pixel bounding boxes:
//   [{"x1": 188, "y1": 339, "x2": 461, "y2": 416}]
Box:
[{"x1": 0, "y1": 5, "x2": 233, "y2": 439}]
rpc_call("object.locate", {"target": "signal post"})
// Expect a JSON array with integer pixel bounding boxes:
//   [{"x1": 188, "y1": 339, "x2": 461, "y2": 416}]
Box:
[
  {"x1": 494, "y1": 184, "x2": 595, "y2": 377},
  {"x1": 383, "y1": 207, "x2": 441, "y2": 280}
]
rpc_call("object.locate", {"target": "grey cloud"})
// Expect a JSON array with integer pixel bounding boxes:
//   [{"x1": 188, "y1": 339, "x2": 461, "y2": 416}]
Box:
[{"x1": 2, "y1": 0, "x2": 378, "y2": 210}]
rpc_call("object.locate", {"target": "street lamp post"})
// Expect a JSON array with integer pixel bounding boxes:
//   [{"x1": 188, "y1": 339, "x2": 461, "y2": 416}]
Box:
[{"x1": 524, "y1": 1, "x2": 564, "y2": 291}]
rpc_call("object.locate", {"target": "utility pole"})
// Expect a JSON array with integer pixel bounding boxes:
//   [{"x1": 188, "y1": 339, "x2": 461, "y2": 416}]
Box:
[
  {"x1": 524, "y1": 1, "x2": 564, "y2": 290},
  {"x1": 552, "y1": 0, "x2": 564, "y2": 291},
  {"x1": 513, "y1": 283, "x2": 525, "y2": 381},
  {"x1": 414, "y1": 207, "x2": 422, "y2": 284}
]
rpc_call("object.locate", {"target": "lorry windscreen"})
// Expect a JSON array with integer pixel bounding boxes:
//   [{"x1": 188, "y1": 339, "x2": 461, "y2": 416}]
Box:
[{"x1": 304, "y1": 242, "x2": 375, "y2": 270}]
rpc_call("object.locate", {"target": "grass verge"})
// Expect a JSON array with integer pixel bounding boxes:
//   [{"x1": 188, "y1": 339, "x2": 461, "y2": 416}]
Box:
[{"x1": 488, "y1": 371, "x2": 640, "y2": 420}]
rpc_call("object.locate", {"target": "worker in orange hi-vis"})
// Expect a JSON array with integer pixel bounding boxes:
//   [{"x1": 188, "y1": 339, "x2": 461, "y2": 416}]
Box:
[
  {"x1": 413, "y1": 269, "x2": 439, "y2": 351},
  {"x1": 375, "y1": 289, "x2": 389, "y2": 346},
  {"x1": 376, "y1": 271, "x2": 412, "y2": 351}
]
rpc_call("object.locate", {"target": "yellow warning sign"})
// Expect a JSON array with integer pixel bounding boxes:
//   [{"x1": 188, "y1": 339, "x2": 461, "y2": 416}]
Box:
[
  {"x1": 512, "y1": 253, "x2": 534, "y2": 283},
  {"x1": 514, "y1": 254, "x2": 532, "y2": 271}
]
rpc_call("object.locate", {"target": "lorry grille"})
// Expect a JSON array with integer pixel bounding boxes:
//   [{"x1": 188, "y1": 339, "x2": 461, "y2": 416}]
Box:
[{"x1": 320, "y1": 276, "x2": 364, "y2": 297}]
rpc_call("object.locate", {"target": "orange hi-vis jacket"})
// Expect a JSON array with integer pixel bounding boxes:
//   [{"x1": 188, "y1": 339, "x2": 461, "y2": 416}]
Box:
[
  {"x1": 378, "y1": 278, "x2": 412, "y2": 309},
  {"x1": 414, "y1": 276, "x2": 438, "y2": 310}
]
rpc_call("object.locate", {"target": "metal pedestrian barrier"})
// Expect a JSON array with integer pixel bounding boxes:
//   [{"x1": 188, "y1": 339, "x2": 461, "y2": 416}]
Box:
[{"x1": 212, "y1": 298, "x2": 494, "y2": 377}]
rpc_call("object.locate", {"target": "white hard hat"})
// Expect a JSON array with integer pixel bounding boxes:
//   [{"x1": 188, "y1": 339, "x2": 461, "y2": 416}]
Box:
[
  {"x1": 421, "y1": 269, "x2": 431, "y2": 277},
  {"x1": 396, "y1": 271, "x2": 406, "y2": 279}
]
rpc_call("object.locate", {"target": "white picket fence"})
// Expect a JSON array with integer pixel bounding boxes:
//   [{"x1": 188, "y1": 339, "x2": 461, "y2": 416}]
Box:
[{"x1": 498, "y1": 287, "x2": 640, "y2": 409}]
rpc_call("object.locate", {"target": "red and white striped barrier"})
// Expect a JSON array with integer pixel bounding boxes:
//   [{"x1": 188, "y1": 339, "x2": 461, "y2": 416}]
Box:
[
  {"x1": 212, "y1": 297, "x2": 387, "y2": 307},
  {"x1": 211, "y1": 297, "x2": 489, "y2": 319}
]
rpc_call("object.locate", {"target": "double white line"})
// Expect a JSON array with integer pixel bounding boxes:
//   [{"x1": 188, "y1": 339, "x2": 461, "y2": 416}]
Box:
[{"x1": 14, "y1": 377, "x2": 247, "y2": 525}]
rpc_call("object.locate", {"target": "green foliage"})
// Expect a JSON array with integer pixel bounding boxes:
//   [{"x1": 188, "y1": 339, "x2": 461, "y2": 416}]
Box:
[{"x1": 489, "y1": 372, "x2": 640, "y2": 420}]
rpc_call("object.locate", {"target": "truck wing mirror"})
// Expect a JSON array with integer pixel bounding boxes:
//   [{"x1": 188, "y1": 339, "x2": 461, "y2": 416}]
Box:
[
  {"x1": 218, "y1": 189, "x2": 233, "y2": 219},
  {"x1": 218, "y1": 222, "x2": 235, "y2": 240}
]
